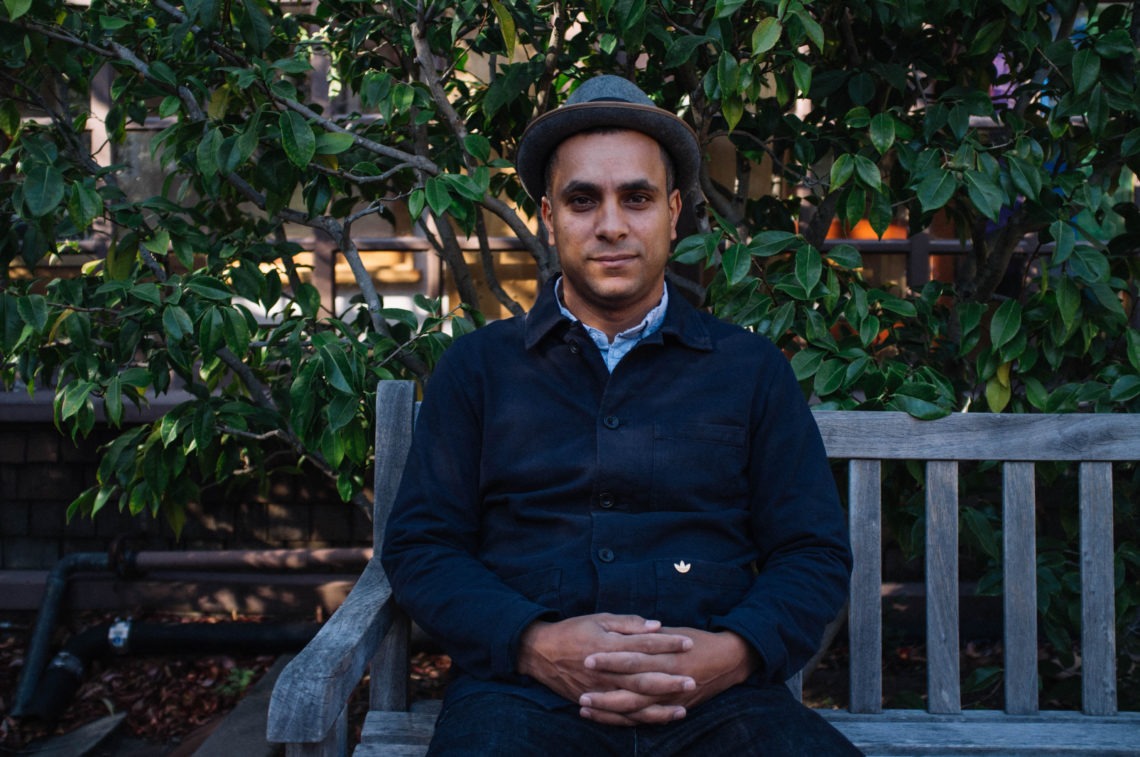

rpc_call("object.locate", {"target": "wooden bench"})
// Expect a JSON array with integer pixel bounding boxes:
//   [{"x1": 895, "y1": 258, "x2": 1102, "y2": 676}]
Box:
[{"x1": 267, "y1": 380, "x2": 1140, "y2": 756}]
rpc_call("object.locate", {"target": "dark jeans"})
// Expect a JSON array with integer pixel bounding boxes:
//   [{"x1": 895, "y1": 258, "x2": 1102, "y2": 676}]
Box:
[{"x1": 427, "y1": 685, "x2": 864, "y2": 756}]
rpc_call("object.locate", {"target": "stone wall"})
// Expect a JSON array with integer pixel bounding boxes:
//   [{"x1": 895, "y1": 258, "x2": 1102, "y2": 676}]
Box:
[{"x1": 0, "y1": 420, "x2": 372, "y2": 570}]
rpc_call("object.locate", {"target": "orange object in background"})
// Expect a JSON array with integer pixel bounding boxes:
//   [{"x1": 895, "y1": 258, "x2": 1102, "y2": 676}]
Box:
[{"x1": 826, "y1": 218, "x2": 908, "y2": 240}]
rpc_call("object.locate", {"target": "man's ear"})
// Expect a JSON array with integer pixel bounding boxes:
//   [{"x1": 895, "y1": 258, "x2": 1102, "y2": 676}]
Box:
[
  {"x1": 668, "y1": 188, "x2": 682, "y2": 241},
  {"x1": 541, "y1": 196, "x2": 556, "y2": 246}
]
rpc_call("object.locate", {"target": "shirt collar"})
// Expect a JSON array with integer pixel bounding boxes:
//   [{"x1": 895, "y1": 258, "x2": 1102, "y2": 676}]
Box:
[
  {"x1": 554, "y1": 277, "x2": 668, "y2": 344},
  {"x1": 524, "y1": 275, "x2": 713, "y2": 352}
]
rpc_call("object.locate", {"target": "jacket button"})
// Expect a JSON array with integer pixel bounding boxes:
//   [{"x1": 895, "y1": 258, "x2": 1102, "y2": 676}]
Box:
[
  {"x1": 598, "y1": 548, "x2": 615, "y2": 562},
  {"x1": 598, "y1": 492, "x2": 615, "y2": 509},
  {"x1": 603, "y1": 415, "x2": 620, "y2": 429},
  {"x1": 569, "y1": 343, "x2": 580, "y2": 355}
]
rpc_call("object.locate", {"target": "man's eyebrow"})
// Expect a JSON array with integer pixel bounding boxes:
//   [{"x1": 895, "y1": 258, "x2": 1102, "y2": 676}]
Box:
[{"x1": 558, "y1": 178, "x2": 660, "y2": 198}]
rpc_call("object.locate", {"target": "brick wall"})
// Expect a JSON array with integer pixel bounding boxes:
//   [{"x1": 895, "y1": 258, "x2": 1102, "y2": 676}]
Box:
[{"x1": 0, "y1": 421, "x2": 372, "y2": 570}]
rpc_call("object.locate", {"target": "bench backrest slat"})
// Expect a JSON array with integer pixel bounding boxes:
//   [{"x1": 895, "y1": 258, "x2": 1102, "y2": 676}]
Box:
[
  {"x1": 371, "y1": 380, "x2": 417, "y2": 712},
  {"x1": 814, "y1": 411, "x2": 1136, "y2": 717},
  {"x1": 925, "y1": 460, "x2": 962, "y2": 714},
  {"x1": 848, "y1": 459, "x2": 883, "y2": 714},
  {"x1": 1002, "y1": 462, "x2": 1039, "y2": 715},
  {"x1": 817, "y1": 412, "x2": 1137, "y2": 461},
  {"x1": 1080, "y1": 462, "x2": 1117, "y2": 716}
]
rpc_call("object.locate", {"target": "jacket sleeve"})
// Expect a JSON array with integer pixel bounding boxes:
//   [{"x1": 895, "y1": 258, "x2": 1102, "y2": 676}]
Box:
[
  {"x1": 708, "y1": 347, "x2": 853, "y2": 683},
  {"x1": 380, "y1": 344, "x2": 554, "y2": 681}
]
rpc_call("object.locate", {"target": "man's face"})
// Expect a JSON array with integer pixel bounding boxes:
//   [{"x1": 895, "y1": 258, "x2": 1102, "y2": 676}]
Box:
[{"x1": 540, "y1": 129, "x2": 681, "y2": 334}]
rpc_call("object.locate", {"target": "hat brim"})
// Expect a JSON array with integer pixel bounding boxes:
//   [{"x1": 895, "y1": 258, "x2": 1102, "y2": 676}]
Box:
[{"x1": 516, "y1": 101, "x2": 701, "y2": 202}]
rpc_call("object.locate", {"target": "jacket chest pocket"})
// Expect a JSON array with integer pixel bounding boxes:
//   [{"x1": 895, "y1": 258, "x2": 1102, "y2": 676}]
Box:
[
  {"x1": 651, "y1": 422, "x2": 748, "y2": 505},
  {"x1": 652, "y1": 559, "x2": 754, "y2": 628}
]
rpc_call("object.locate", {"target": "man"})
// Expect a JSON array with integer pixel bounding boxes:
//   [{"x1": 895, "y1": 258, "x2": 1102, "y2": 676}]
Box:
[{"x1": 382, "y1": 75, "x2": 861, "y2": 755}]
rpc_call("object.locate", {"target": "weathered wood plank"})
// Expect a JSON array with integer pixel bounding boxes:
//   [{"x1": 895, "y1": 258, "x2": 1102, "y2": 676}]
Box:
[
  {"x1": 823, "y1": 710, "x2": 1140, "y2": 756},
  {"x1": 371, "y1": 610, "x2": 410, "y2": 712},
  {"x1": 267, "y1": 562, "x2": 396, "y2": 744},
  {"x1": 1003, "y1": 462, "x2": 1038, "y2": 715},
  {"x1": 1079, "y1": 462, "x2": 1117, "y2": 716},
  {"x1": 848, "y1": 459, "x2": 882, "y2": 714},
  {"x1": 815, "y1": 412, "x2": 1140, "y2": 461},
  {"x1": 926, "y1": 461, "x2": 960, "y2": 714},
  {"x1": 358, "y1": 710, "x2": 437, "y2": 746},
  {"x1": 373, "y1": 380, "x2": 416, "y2": 547}
]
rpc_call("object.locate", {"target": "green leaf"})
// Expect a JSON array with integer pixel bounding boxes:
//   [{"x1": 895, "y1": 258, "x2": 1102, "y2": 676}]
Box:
[
  {"x1": 794, "y1": 246, "x2": 822, "y2": 295},
  {"x1": 813, "y1": 359, "x2": 846, "y2": 396},
  {"x1": 714, "y1": 0, "x2": 747, "y2": 18},
  {"x1": 793, "y1": 7, "x2": 825, "y2": 50},
  {"x1": 16, "y1": 294, "x2": 47, "y2": 333},
  {"x1": 221, "y1": 308, "x2": 251, "y2": 356},
  {"x1": 68, "y1": 183, "x2": 104, "y2": 231},
  {"x1": 722, "y1": 243, "x2": 752, "y2": 285},
  {"x1": 722, "y1": 95, "x2": 744, "y2": 132},
  {"x1": 4, "y1": 0, "x2": 32, "y2": 21},
  {"x1": 425, "y1": 176, "x2": 452, "y2": 216},
  {"x1": 490, "y1": 0, "x2": 516, "y2": 55},
  {"x1": 1049, "y1": 220, "x2": 1075, "y2": 265},
  {"x1": 105, "y1": 233, "x2": 138, "y2": 281},
  {"x1": 853, "y1": 155, "x2": 881, "y2": 191},
  {"x1": 792, "y1": 59, "x2": 812, "y2": 98},
  {"x1": 1069, "y1": 246, "x2": 1110, "y2": 284},
  {"x1": 197, "y1": 307, "x2": 225, "y2": 355},
  {"x1": 316, "y1": 131, "x2": 355, "y2": 155},
  {"x1": 280, "y1": 111, "x2": 316, "y2": 168},
  {"x1": 825, "y1": 244, "x2": 862, "y2": 270},
  {"x1": 1054, "y1": 277, "x2": 1080, "y2": 335},
  {"x1": 408, "y1": 188, "x2": 426, "y2": 221},
  {"x1": 989, "y1": 299, "x2": 1022, "y2": 351},
  {"x1": 104, "y1": 375, "x2": 124, "y2": 426},
  {"x1": 1072, "y1": 47, "x2": 1100, "y2": 95},
  {"x1": 750, "y1": 231, "x2": 799, "y2": 257},
  {"x1": 1127, "y1": 331, "x2": 1140, "y2": 373},
  {"x1": 187, "y1": 276, "x2": 232, "y2": 301},
  {"x1": 916, "y1": 169, "x2": 956, "y2": 212},
  {"x1": 1007, "y1": 155, "x2": 1042, "y2": 201},
  {"x1": 673, "y1": 233, "x2": 718, "y2": 265},
  {"x1": 869, "y1": 113, "x2": 895, "y2": 155},
  {"x1": 22, "y1": 163, "x2": 66, "y2": 217},
  {"x1": 319, "y1": 343, "x2": 355, "y2": 394},
  {"x1": 463, "y1": 134, "x2": 491, "y2": 162},
  {"x1": 790, "y1": 348, "x2": 824, "y2": 380},
  {"x1": 196, "y1": 127, "x2": 223, "y2": 177},
  {"x1": 1109, "y1": 375, "x2": 1140, "y2": 403},
  {"x1": 830, "y1": 154, "x2": 854, "y2": 190},
  {"x1": 666, "y1": 35, "x2": 712, "y2": 69},
  {"x1": 887, "y1": 393, "x2": 949, "y2": 420},
  {"x1": 751, "y1": 17, "x2": 782, "y2": 55},
  {"x1": 162, "y1": 305, "x2": 193, "y2": 341},
  {"x1": 963, "y1": 171, "x2": 1003, "y2": 221}
]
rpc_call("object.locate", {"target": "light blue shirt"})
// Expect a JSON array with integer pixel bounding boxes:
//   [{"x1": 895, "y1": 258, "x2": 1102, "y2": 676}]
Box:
[{"x1": 555, "y1": 277, "x2": 669, "y2": 372}]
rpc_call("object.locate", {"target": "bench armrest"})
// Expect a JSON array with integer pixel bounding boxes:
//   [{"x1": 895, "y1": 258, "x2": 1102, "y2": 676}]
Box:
[{"x1": 267, "y1": 559, "x2": 396, "y2": 745}]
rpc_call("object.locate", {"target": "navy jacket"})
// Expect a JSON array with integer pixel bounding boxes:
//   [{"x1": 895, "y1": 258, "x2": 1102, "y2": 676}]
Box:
[{"x1": 381, "y1": 278, "x2": 852, "y2": 706}]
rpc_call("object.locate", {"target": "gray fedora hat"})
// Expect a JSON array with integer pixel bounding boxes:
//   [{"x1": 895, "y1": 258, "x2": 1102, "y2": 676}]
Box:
[{"x1": 516, "y1": 75, "x2": 701, "y2": 202}]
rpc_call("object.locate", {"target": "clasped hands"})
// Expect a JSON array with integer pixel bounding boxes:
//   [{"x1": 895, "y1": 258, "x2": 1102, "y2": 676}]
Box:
[{"x1": 517, "y1": 613, "x2": 757, "y2": 726}]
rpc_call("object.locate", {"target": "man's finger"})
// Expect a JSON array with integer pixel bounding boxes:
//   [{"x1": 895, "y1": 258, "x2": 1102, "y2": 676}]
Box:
[
  {"x1": 596, "y1": 614, "x2": 662, "y2": 635},
  {"x1": 579, "y1": 702, "x2": 687, "y2": 726},
  {"x1": 586, "y1": 650, "x2": 685, "y2": 675}
]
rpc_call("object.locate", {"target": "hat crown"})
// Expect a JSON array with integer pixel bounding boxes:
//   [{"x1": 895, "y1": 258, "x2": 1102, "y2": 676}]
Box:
[{"x1": 563, "y1": 75, "x2": 657, "y2": 108}]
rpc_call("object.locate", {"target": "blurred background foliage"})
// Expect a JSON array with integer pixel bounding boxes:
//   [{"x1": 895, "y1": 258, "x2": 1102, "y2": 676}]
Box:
[{"x1": 0, "y1": 0, "x2": 1137, "y2": 705}]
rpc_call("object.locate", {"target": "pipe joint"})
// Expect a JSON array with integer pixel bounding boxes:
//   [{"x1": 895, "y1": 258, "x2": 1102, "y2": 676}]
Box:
[{"x1": 107, "y1": 619, "x2": 132, "y2": 655}]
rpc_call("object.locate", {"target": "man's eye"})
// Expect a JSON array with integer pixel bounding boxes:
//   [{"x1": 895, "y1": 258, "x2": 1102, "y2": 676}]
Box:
[
  {"x1": 569, "y1": 196, "x2": 595, "y2": 208},
  {"x1": 627, "y1": 194, "x2": 650, "y2": 205}
]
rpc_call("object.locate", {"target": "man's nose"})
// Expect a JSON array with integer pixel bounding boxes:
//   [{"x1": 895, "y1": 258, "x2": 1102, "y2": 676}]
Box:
[{"x1": 594, "y1": 198, "x2": 629, "y2": 241}]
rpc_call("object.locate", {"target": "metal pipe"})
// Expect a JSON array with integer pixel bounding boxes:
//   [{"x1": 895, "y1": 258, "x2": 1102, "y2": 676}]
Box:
[
  {"x1": 10, "y1": 552, "x2": 109, "y2": 717},
  {"x1": 128, "y1": 547, "x2": 372, "y2": 572}
]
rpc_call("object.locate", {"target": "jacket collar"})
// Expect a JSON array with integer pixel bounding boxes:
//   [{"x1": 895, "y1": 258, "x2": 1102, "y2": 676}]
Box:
[{"x1": 523, "y1": 276, "x2": 713, "y2": 352}]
